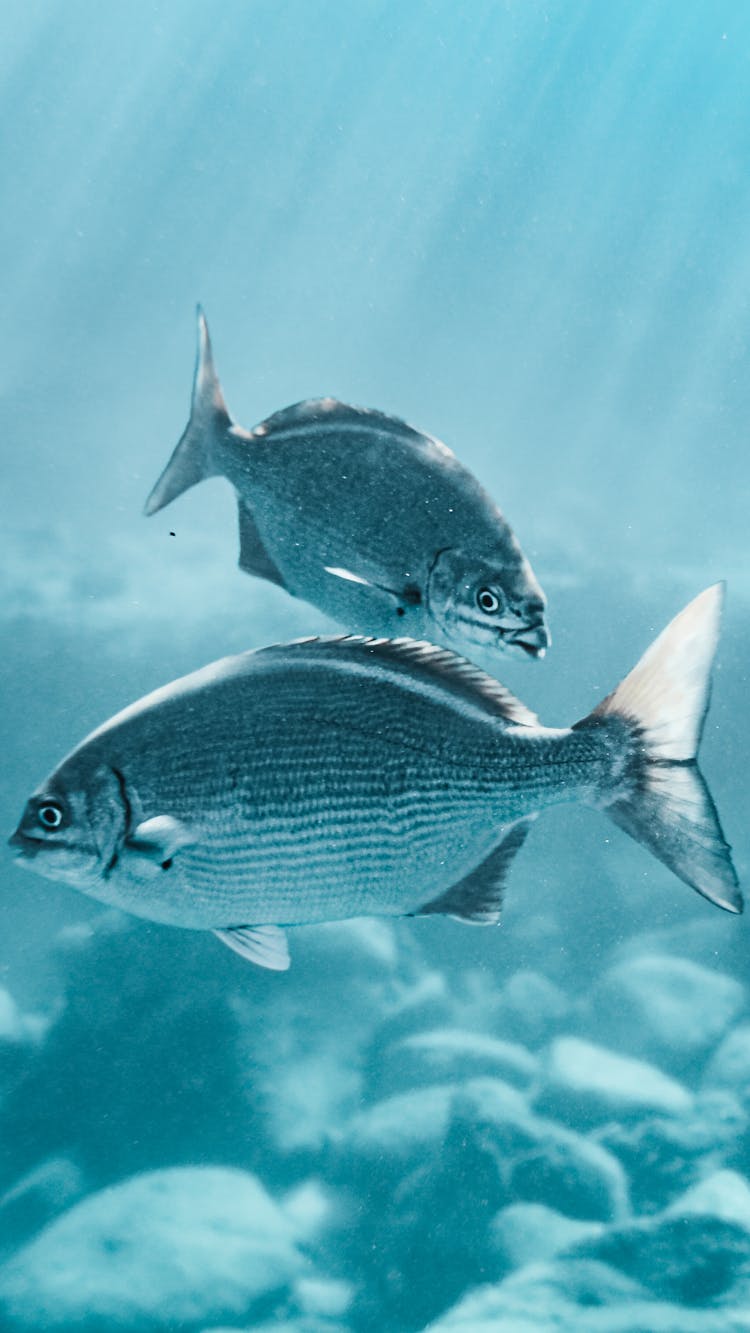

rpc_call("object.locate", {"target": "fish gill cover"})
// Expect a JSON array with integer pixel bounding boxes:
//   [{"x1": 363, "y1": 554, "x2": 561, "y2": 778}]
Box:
[{"x1": 1, "y1": 1, "x2": 749, "y2": 1330}]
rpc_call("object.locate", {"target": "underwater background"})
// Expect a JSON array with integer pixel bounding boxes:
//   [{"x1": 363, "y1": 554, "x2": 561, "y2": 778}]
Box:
[{"x1": 2, "y1": 1, "x2": 750, "y2": 1329}]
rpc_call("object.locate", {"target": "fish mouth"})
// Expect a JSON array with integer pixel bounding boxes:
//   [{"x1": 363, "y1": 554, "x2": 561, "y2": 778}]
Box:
[
  {"x1": 501, "y1": 622, "x2": 550, "y2": 660},
  {"x1": 7, "y1": 826, "x2": 42, "y2": 869},
  {"x1": 9, "y1": 829, "x2": 31, "y2": 852},
  {"x1": 8, "y1": 829, "x2": 42, "y2": 860}
]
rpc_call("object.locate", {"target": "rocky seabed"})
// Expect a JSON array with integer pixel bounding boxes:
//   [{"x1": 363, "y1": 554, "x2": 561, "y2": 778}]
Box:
[{"x1": 0, "y1": 910, "x2": 749, "y2": 1332}]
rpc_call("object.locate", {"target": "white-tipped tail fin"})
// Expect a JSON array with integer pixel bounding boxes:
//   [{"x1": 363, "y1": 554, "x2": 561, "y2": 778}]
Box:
[
  {"x1": 577, "y1": 584, "x2": 741, "y2": 914},
  {"x1": 144, "y1": 306, "x2": 230, "y2": 516},
  {"x1": 592, "y1": 583, "x2": 724, "y2": 760}
]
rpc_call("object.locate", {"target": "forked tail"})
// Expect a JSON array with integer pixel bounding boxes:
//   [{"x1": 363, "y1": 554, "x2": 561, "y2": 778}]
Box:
[
  {"x1": 144, "y1": 307, "x2": 231, "y2": 516},
  {"x1": 575, "y1": 584, "x2": 741, "y2": 913}
]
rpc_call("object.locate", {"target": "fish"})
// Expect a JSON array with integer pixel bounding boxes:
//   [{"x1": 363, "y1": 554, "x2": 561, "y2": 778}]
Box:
[
  {"x1": 8, "y1": 585, "x2": 740, "y2": 972},
  {"x1": 143, "y1": 309, "x2": 549, "y2": 661}
]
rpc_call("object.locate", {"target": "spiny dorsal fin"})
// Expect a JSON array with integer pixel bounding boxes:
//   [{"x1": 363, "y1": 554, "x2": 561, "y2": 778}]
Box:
[
  {"x1": 416, "y1": 818, "x2": 536, "y2": 923},
  {"x1": 258, "y1": 635, "x2": 539, "y2": 728},
  {"x1": 252, "y1": 398, "x2": 439, "y2": 450}
]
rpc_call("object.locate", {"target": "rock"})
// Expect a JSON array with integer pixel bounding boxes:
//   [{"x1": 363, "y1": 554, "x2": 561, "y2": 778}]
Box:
[
  {"x1": 490, "y1": 1202, "x2": 601, "y2": 1270},
  {"x1": 292, "y1": 1275, "x2": 355, "y2": 1319},
  {"x1": 534, "y1": 1037, "x2": 693, "y2": 1128},
  {"x1": 282, "y1": 1180, "x2": 340, "y2": 1247},
  {"x1": 366, "y1": 1027, "x2": 538, "y2": 1101},
  {"x1": 566, "y1": 1169, "x2": 750, "y2": 1304},
  {"x1": 324, "y1": 1079, "x2": 532, "y2": 1329},
  {"x1": 0, "y1": 917, "x2": 275, "y2": 1190},
  {"x1": 614, "y1": 919, "x2": 746, "y2": 979},
  {"x1": 231, "y1": 919, "x2": 410, "y2": 1158},
  {"x1": 222, "y1": 1324, "x2": 350, "y2": 1333},
  {"x1": 665, "y1": 1169, "x2": 750, "y2": 1231},
  {"x1": 206, "y1": 1324, "x2": 349, "y2": 1333},
  {"x1": 0, "y1": 1158, "x2": 86, "y2": 1257},
  {"x1": 705, "y1": 1025, "x2": 750, "y2": 1108},
  {"x1": 0, "y1": 989, "x2": 46, "y2": 1091},
  {"x1": 507, "y1": 1121, "x2": 629, "y2": 1223},
  {"x1": 422, "y1": 1259, "x2": 649, "y2": 1330},
  {"x1": 583, "y1": 955, "x2": 746, "y2": 1073},
  {"x1": 423, "y1": 1076, "x2": 629, "y2": 1224},
  {"x1": 0, "y1": 910, "x2": 408, "y2": 1191},
  {"x1": 327, "y1": 1083, "x2": 454, "y2": 1185},
  {"x1": 493, "y1": 970, "x2": 571, "y2": 1048},
  {"x1": 424, "y1": 1259, "x2": 750, "y2": 1330},
  {"x1": 347, "y1": 1076, "x2": 628, "y2": 1326},
  {"x1": 0, "y1": 1167, "x2": 305, "y2": 1332},
  {"x1": 600, "y1": 1092, "x2": 747, "y2": 1213},
  {"x1": 363, "y1": 970, "x2": 456, "y2": 1055}
]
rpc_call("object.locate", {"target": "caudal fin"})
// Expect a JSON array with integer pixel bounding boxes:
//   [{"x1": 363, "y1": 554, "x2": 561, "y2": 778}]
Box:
[
  {"x1": 577, "y1": 584, "x2": 741, "y2": 914},
  {"x1": 143, "y1": 307, "x2": 230, "y2": 516}
]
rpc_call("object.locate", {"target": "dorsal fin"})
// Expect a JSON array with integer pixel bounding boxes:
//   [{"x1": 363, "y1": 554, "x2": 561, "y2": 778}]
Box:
[
  {"x1": 256, "y1": 635, "x2": 539, "y2": 728},
  {"x1": 253, "y1": 398, "x2": 434, "y2": 448}
]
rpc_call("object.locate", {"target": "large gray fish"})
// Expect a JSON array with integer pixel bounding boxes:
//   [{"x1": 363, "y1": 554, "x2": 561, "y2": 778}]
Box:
[
  {"x1": 9, "y1": 586, "x2": 740, "y2": 971},
  {"x1": 144, "y1": 310, "x2": 549, "y2": 660}
]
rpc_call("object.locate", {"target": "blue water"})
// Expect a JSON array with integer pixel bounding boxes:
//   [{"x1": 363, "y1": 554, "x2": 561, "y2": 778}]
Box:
[{"x1": 2, "y1": 3, "x2": 750, "y2": 1330}]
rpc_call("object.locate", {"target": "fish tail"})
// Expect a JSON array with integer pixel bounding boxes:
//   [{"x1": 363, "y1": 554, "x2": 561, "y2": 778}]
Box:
[
  {"x1": 144, "y1": 306, "x2": 230, "y2": 516},
  {"x1": 574, "y1": 583, "x2": 741, "y2": 913}
]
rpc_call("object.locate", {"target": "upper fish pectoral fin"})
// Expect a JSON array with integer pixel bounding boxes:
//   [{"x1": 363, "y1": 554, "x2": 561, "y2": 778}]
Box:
[
  {"x1": 415, "y1": 816, "x2": 536, "y2": 924},
  {"x1": 324, "y1": 565, "x2": 373, "y2": 588},
  {"x1": 237, "y1": 500, "x2": 287, "y2": 588},
  {"x1": 213, "y1": 924, "x2": 290, "y2": 971},
  {"x1": 124, "y1": 815, "x2": 197, "y2": 874},
  {"x1": 324, "y1": 565, "x2": 422, "y2": 608}
]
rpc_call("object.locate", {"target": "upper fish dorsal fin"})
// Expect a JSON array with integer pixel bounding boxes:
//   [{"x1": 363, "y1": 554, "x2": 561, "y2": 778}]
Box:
[
  {"x1": 253, "y1": 398, "x2": 428, "y2": 445},
  {"x1": 237, "y1": 500, "x2": 287, "y2": 589},
  {"x1": 259, "y1": 635, "x2": 539, "y2": 728},
  {"x1": 416, "y1": 817, "x2": 536, "y2": 924}
]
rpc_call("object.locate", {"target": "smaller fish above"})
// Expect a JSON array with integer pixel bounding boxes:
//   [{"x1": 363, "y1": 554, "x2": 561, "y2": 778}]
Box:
[
  {"x1": 144, "y1": 309, "x2": 549, "y2": 661},
  {"x1": 8, "y1": 586, "x2": 741, "y2": 972}
]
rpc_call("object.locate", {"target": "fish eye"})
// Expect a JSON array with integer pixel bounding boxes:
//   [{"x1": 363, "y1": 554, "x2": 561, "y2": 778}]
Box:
[
  {"x1": 37, "y1": 802, "x2": 64, "y2": 830},
  {"x1": 476, "y1": 587, "x2": 501, "y2": 615}
]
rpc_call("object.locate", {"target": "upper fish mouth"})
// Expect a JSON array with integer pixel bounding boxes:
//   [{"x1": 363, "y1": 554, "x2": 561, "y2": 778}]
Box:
[
  {"x1": 7, "y1": 832, "x2": 39, "y2": 867},
  {"x1": 8, "y1": 829, "x2": 38, "y2": 856},
  {"x1": 501, "y1": 622, "x2": 550, "y2": 660}
]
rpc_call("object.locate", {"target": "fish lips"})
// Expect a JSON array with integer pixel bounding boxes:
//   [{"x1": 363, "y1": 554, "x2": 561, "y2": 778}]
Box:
[
  {"x1": 501, "y1": 621, "x2": 551, "y2": 660},
  {"x1": 8, "y1": 829, "x2": 45, "y2": 862}
]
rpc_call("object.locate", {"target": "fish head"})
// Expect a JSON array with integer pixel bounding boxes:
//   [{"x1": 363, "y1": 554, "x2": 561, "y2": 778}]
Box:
[
  {"x1": 426, "y1": 547, "x2": 550, "y2": 660},
  {"x1": 8, "y1": 762, "x2": 126, "y2": 891}
]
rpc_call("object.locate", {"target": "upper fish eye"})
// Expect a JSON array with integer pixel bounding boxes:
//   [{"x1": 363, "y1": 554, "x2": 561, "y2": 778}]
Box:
[
  {"x1": 37, "y1": 802, "x2": 63, "y2": 830},
  {"x1": 476, "y1": 587, "x2": 501, "y2": 614}
]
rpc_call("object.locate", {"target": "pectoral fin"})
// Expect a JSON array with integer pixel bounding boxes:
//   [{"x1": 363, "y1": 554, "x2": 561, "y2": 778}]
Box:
[
  {"x1": 324, "y1": 566, "x2": 422, "y2": 608},
  {"x1": 124, "y1": 815, "x2": 196, "y2": 873},
  {"x1": 238, "y1": 500, "x2": 287, "y2": 589},
  {"x1": 214, "y1": 925, "x2": 290, "y2": 971},
  {"x1": 416, "y1": 817, "x2": 536, "y2": 924}
]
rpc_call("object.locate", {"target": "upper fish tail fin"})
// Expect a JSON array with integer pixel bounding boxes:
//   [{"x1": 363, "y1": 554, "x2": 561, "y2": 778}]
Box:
[
  {"x1": 144, "y1": 306, "x2": 231, "y2": 516},
  {"x1": 575, "y1": 583, "x2": 742, "y2": 914}
]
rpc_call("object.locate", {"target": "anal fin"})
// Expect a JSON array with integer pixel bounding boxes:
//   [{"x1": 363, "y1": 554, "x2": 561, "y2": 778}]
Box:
[
  {"x1": 214, "y1": 924, "x2": 290, "y2": 970},
  {"x1": 238, "y1": 500, "x2": 287, "y2": 589},
  {"x1": 416, "y1": 817, "x2": 536, "y2": 924}
]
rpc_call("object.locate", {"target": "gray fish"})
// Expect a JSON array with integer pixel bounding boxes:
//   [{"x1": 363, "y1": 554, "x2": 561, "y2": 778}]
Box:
[
  {"x1": 9, "y1": 586, "x2": 740, "y2": 971},
  {"x1": 144, "y1": 310, "x2": 549, "y2": 661}
]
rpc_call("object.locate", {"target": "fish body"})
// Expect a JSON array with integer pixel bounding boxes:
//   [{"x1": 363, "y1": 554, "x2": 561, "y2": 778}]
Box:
[
  {"x1": 9, "y1": 588, "x2": 741, "y2": 969},
  {"x1": 144, "y1": 312, "x2": 549, "y2": 661}
]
